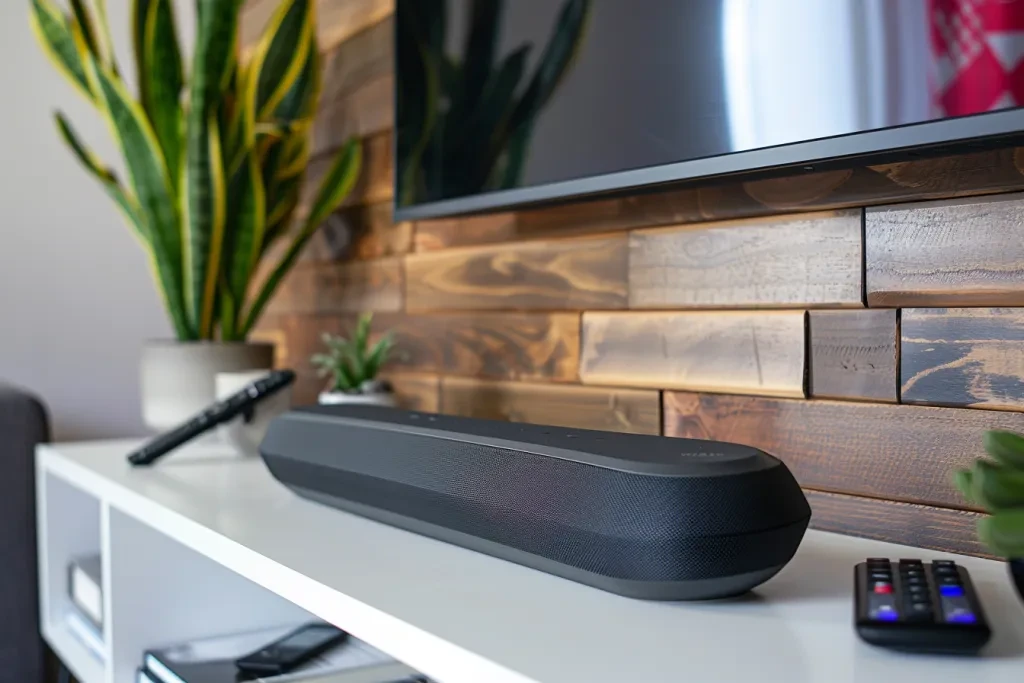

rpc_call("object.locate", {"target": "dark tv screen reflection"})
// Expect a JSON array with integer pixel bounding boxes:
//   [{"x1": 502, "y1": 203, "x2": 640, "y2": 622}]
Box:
[{"x1": 395, "y1": 0, "x2": 1024, "y2": 219}]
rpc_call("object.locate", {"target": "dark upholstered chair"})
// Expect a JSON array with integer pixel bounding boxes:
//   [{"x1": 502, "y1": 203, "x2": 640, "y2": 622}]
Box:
[{"x1": 0, "y1": 383, "x2": 49, "y2": 682}]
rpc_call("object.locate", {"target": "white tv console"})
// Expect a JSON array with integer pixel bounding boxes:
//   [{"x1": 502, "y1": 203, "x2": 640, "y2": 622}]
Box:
[{"x1": 37, "y1": 439, "x2": 1024, "y2": 683}]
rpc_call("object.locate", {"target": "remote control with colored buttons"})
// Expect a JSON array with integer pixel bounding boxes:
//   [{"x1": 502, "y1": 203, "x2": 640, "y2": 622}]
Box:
[{"x1": 855, "y1": 558, "x2": 991, "y2": 654}]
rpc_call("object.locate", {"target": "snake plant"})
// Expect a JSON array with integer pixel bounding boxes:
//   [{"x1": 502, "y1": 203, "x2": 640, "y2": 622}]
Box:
[
  {"x1": 29, "y1": 0, "x2": 361, "y2": 341},
  {"x1": 396, "y1": 0, "x2": 591, "y2": 206},
  {"x1": 955, "y1": 430, "x2": 1024, "y2": 558},
  {"x1": 311, "y1": 313, "x2": 394, "y2": 393}
]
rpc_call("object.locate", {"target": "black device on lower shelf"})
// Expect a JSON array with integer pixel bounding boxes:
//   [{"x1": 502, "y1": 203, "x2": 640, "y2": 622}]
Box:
[{"x1": 259, "y1": 405, "x2": 811, "y2": 600}]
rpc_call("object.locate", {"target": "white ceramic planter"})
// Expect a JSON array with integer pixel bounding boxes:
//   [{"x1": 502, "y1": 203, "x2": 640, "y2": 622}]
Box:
[
  {"x1": 318, "y1": 391, "x2": 396, "y2": 407},
  {"x1": 140, "y1": 341, "x2": 275, "y2": 432}
]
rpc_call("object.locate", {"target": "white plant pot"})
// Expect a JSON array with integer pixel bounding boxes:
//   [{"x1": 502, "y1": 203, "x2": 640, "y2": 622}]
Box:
[
  {"x1": 140, "y1": 341, "x2": 275, "y2": 432},
  {"x1": 318, "y1": 391, "x2": 396, "y2": 407}
]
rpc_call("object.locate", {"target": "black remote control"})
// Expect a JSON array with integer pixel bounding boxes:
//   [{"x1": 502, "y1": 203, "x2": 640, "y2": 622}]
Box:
[{"x1": 855, "y1": 558, "x2": 991, "y2": 654}]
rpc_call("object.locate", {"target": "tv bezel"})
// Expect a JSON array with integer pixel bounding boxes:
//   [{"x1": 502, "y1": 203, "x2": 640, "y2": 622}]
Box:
[{"x1": 393, "y1": 107, "x2": 1024, "y2": 221}]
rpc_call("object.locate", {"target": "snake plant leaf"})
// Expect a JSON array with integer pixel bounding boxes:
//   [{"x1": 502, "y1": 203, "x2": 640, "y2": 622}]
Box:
[
  {"x1": 86, "y1": 57, "x2": 191, "y2": 339},
  {"x1": 364, "y1": 333, "x2": 394, "y2": 378},
  {"x1": 970, "y1": 460, "x2": 1024, "y2": 511},
  {"x1": 954, "y1": 469, "x2": 975, "y2": 506},
  {"x1": 978, "y1": 510, "x2": 1024, "y2": 559},
  {"x1": 29, "y1": 0, "x2": 93, "y2": 100},
  {"x1": 92, "y1": 0, "x2": 116, "y2": 70},
  {"x1": 457, "y1": 0, "x2": 499, "y2": 119},
  {"x1": 132, "y1": 0, "x2": 153, "y2": 101},
  {"x1": 224, "y1": 149, "x2": 266, "y2": 319},
  {"x1": 69, "y1": 0, "x2": 100, "y2": 59},
  {"x1": 241, "y1": 138, "x2": 361, "y2": 336},
  {"x1": 274, "y1": 39, "x2": 320, "y2": 124},
  {"x1": 183, "y1": 111, "x2": 228, "y2": 338},
  {"x1": 251, "y1": 0, "x2": 313, "y2": 121},
  {"x1": 984, "y1": 430, "x2": 1024, "y2": 469},
  {"x1": 460, "y1": 45, "x2": 528, "y2": 179},
  {"x1": 140, "y1": 0, "x2": 184, "y2": 184}
]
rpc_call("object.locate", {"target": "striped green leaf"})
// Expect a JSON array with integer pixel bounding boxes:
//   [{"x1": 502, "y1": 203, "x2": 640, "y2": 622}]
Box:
[
  {"x1": 225, "y1": 150, "x2": 266, "y2": 319},
  {"x1": 132, "y1": 0, "x2": 153, "y2": 101},
  {"x1": 141, "y1": 0, "x2": 184, "y2": 184},
  {"x1": 251, "y1": 0, "x2": 313, "y2": 120},
  {"x1": 29, "y1": 0, "x2": 92, "y2": 100},
  {"x1": 92, "y1": 0, "x2": 116, "y2": 69},
  {"x1": 88, "y1": 61, "x2": 191, "y2": 338},
  {"x1": 69, "y1": 0, "x2": 100, "y2": 58},
  {"x1": 273, "y1": 38, "x2": 320, "y2": 124},
  {"x1": 241, "y1": 138, "x2": 361, "y2": 336}
]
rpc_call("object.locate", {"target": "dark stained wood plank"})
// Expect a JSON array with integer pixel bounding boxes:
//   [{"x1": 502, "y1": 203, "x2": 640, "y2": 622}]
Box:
[
  {"x1": 383, "y1": 373, "x2": 440, "y2": 412},
  {"x1": 806, "y1": 490, "x2": 988, "y2": 558},
  {"x1": 809, "y1": 310, "x2": 898, "y2": 402},
  {"x1": 629, "y1": 210, "x2": 863, "y2": 309},
  {"x1": 301, "y1": 131, "x2": 393, "y2": 214},
  {"x1": 413, "y1": 213, "x2": 520, "y2": 252},
  {"x1": 901, "y1": 308, "x2": 1024, "y2": 410},
  {"x1": 241, "y1": 0, "x2": 393, "y2": 52},
  {"x1": 866, "y1": 194, "x2": 1024, "y2": 306},
  {"x1": 440, "y1": 377, "x2": 660, "y2": 435},
  {"x1": 662, "y1": 391, "x2": 1024, "y2": 509},
  {"x1": 301, "y1": 202, "x2": 412, "y2": 263},
  {"x1": 386, "y1": 313, "x2": 581, "y2": 382},
  {"x1": 268, "y1": 258, "x2": 403, "y2": 315},
  {"x1": 581, "y1": 312, "x2": 806, "y2": 397},
  {"x1": 405, "y1": 235, "x2": 629, "y2": 312}
]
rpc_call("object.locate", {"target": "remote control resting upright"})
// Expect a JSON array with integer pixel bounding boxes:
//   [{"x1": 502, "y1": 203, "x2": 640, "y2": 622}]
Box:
[{"x1": 260, "y1": 405, "x2": 811, "y2": 600}]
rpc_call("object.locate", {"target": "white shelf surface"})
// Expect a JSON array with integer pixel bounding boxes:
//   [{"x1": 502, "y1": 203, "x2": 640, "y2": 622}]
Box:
[
  {"x1": 39, "y1": 439, "x2": 1024, "y2": 683},
  {"x1": 42, "y1": 618, "x2": 106, "y2": 683}
]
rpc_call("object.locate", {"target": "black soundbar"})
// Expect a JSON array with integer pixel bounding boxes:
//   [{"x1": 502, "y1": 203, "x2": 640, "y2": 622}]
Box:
[{"x1": 260, "y1": 405, "x2": 811, "y2": 600}]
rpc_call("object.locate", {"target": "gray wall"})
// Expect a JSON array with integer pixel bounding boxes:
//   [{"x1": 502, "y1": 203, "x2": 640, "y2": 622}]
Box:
[{"x1": 0, "y1": 1, "x2": 194, "y2": 440}]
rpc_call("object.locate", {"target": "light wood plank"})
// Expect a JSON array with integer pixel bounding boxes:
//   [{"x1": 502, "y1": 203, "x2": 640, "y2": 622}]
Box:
[
  {"x1": 809, "y1": 310, "x2": 898, "y2": 402},
  {"x1": 269, "y1": 258, "x2": 403, "y2": 314},
  {"x1": 440, "y1": 377, "x2": 660, "y2": 435},
  {"x1": 806, "y1": 490, "x2": 988, "y2": 558},
  {"x1": 901, "y1": 307, "x2": 1024, "y2": 410},
  {"x1": 662, "y1": 391, "x2": 1024, "y2": 509},
  {"x1": 312, "y1": 75, "x2": 393, "y2": 158},
  {"x1": 867, "y1": 194, "x2": 1024, "y2": 306},
  {"x1": 414, "y1": 213, "x2": 520, "y2": 252},
  {"x1": 629, "y1": 210, "x2": 863, "y2": 309},
  {"x1": 302, "y1": 203, "x2": 412, "y2": 263},
  {"x1": 580, "y1": 312, "x2": 806, "y2": 397},
  {"x1": 405, "y1": 236, "x2": 629, "y2": 312},
  {"x1": 383, "y1": 373, "x2": 440, "y2": 412}
]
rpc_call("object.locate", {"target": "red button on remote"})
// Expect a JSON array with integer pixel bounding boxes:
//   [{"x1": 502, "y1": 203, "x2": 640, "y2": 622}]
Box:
[{"x1": 873, "y1": 583, "x2": 893, "y2": 594}]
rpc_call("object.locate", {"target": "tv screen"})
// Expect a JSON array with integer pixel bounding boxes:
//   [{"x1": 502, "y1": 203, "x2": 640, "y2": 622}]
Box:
[{"x1": 395, "y1": 0, "x2": 1024, "y2": 219}]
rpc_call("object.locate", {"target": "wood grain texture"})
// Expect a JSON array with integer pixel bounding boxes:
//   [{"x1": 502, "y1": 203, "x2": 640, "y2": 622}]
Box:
[
  {"x1": 268, "y1": 258, "x2": 403, "y2": 314},
  {"x1": 629, "y1": 210, "x2": 863, "y2": 309},
  {"x1": 301, "y1": 203, "x2": 412, "y2": 263},
  {"x1": 901, "y1": 308, "x2": 1024, "y2": 410},
  {"x1": 806, "y1": 490, "x2": 988, "y2": 558},
  {"x1": 662, "y1": 391, "x2": 1024, "y2": 509},
  {"x1": 581, "y1": 312, "x2": 806, "y2": 397},
  {"x1": 809, "y1": 310, "x2": 898, "y2": 402},
  {"x1": 317, "y1": 16, "x2": 393, "y2": 110},
  {"x1": 382, "y1": 373, "x2": 440, "y2": 412},
  {"x1": 386, "y1": 313, "x2": 581, "y2": 381},
  {"x1": 301, "y1": 131, "x2": 392, "y2": 214},
  {"x1": 867, "y1": 194, "x2": 1024, "y2": 306},
  {"x1": 241, "y1": 0, "x2": 392, "y2": 52},
  {"x1": 313, "y1": 75, "x2": 393, "y2": 157},
  {"x1": 440, "y1": 377, "x2": 660, "y2": 435},
  {"x1": 414, "y1": 213, "x2": 520, "y2": 252},
  {"x1": 407, "y1": 148, "x2": 1024, "y2": 249},
  {"x1": 405, "y1": 235, "x2": 629, "y2": 312}
]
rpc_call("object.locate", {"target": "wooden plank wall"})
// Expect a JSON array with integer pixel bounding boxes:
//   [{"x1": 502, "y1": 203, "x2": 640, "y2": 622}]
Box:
[{"x1": 243, "y1": 0, "x2": 1024, "y2": 558}]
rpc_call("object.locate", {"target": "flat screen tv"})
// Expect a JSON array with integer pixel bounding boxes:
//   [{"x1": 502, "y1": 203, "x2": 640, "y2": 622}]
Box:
[{"x1": 394, "y1": 0, "x2": 1024, "y2": 220}]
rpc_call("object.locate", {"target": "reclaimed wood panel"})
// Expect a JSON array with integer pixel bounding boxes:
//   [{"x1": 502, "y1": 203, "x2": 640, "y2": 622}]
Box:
[
  {"x1": 383, "y1": 373, "x2": 440, "y2": 412},
  {"x1": 301, "y1": 131, "x2": 392, "y2": 214},
  {"x1": 809, "y1": 310, "x2": 898, "y2": 402},
  {"x1": 414, "y1": 213, "x2": 520, "y2": 252},
  {"x1": 241, "y1": 0, "x2": 392, "y2": 52},
  {"x1": 806, "y1": 490, "x2": 988, "y2": 558},
  {"x1": 901, "y1": 308, "x2": 1024, "y2": 410},
  {"x1": 866, "y1": 194, "x2": 1024, "y2": 306},
  {"x1": 312, "y1": 75, "x2": 393, "y2": 157},
  {"x1": 317, "y1": 16, "x2": 393, "y2": 111},
  {"x1": 405, "y1": 236, "x2": 629, "y2": 312},
  {"x1": 269, "y1": 258, "x2": 403, "y2": 314},
  {"x1": 580, "y1": 312, "x2": 806, "y2": 397},
  {"x1": 302, "y1": 203, "x2": 412, "y2": 263},
  {"x1": 411, "y1": 148, "x2": 1024, "y2": 249},
  {"x1": 629, "y1": 210, "x2": 863, "y2": 309},
  {"x1": 662, "y1": 391, "x2": 1024, "y2": 509},
  {"x1": 386, "y1": 313, "x2": 581, "y2": 382},
  {"x1": 440, "y1": 377, "x2": 660, "y2": 435}
]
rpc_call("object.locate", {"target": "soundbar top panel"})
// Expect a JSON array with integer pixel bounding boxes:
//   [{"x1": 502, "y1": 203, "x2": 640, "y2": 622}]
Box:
[{"x1": 288, "y1": 405, "x2": 774, "y2": 476}]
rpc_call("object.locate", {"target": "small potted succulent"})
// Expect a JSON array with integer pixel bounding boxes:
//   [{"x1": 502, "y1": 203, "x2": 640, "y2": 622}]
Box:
[
  {"x1": 954, "y1": 430, "x2": 1024, "y2": 602},
  {"x1": 311, "y1": 314, "x2": 395, "y2": 406}
]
